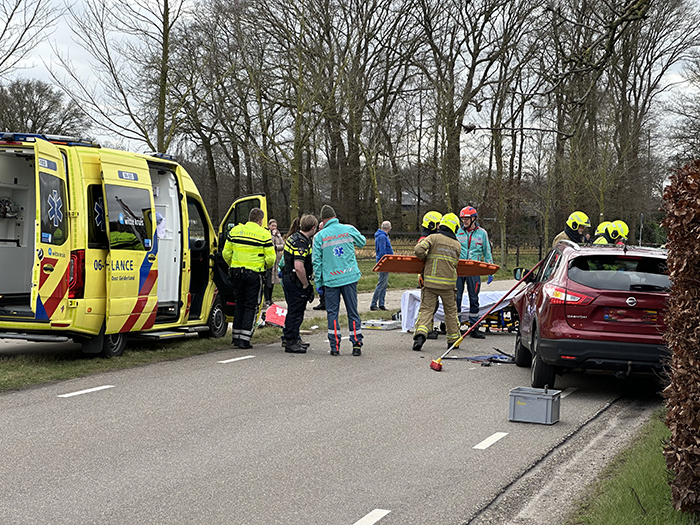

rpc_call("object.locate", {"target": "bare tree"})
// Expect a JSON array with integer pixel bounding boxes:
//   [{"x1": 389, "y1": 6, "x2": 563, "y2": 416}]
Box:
[
  {"x1": 0, "y1": 78, "x2": 91, "y2": 135},
  {"x1": 49, "y1": 0, "x2": 190, "y2": 152},
  {"x1": 0, "y1": 0, "x2": 59, "y2": 79}
]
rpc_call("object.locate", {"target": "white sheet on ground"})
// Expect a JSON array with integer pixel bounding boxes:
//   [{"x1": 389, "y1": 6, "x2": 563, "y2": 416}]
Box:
[{"x1": 400, "y1": 289, "x2": 517, "y2": 332}]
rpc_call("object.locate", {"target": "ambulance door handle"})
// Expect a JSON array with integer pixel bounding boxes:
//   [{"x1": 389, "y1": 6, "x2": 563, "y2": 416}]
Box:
[
  {"x1": 148, "y1": 254, "x2": 156, "y2": 263},
  {"x1": 43, "y1": 264, "x2": 55, "y2": 273}
]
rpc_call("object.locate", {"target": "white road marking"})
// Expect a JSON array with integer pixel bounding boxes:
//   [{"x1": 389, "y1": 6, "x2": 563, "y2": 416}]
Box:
[
  {"x1": 218, "y1": 355, "x2": 255, "y2": 364},
  {"x1": 353, "y1": 509, "x2": 391, "y2": 525},
  {"x1": 473, "y1": 432, "x2": 508, "y2": 450},
  {"x1": 58, "y1": 385, "x2": 114, "y2": 398},
  {"x1": 560, "y1": 387, "x2": 577, "y2": 399}
]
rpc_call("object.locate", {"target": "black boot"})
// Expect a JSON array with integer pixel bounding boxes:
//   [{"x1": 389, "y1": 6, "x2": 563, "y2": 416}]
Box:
[{"x1": 412, "y1": 335, "x2": 426, "y2": 351}]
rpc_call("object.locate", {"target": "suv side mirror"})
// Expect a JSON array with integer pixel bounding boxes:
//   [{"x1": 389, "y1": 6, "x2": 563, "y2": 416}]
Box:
[{"x1": 513, "y1": 268, "x2": 534, "y2": 282}]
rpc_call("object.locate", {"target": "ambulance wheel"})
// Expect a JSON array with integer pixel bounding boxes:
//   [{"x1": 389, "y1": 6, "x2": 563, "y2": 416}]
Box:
[
  {"x1": 199, "y1": 297, "x2": 227, "y2": 339},
  {"x1": 101, "y1": 333, "x2": 127, "y2": 358}
]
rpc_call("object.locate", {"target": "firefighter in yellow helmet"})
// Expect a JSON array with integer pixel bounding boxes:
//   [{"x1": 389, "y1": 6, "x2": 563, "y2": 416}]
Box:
[
  {"x1": 552, "y1": 211, "x2": 590, "y2": 247},
  {"x1": 223, "y1": 207, "x2": 276, "y2": 349},
  {"x1": 594, "y1": 220, "x2": 629, "y2": 245},
  {"x1": 419, "y1": 211, "x2": 443, "y2": 241},
  {"x1": 412, "y1": 213, "x2": 462, "y2": 351},
  {"x1": 593, "y1": 221, "x2": 612, "y2": 244}
]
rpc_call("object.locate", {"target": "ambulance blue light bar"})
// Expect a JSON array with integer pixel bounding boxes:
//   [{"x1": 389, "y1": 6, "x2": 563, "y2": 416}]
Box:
[{"x1": 0, "y1": 132, "x2": 100, "y2": 148}]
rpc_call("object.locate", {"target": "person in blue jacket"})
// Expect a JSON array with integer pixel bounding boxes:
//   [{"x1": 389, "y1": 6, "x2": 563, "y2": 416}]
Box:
[
  {"x1": 312, "y1": 205, "x2": 367, "y2": 356},
  {"x1": 370, "y1": 220, "x2": 393, "y2": 311}
]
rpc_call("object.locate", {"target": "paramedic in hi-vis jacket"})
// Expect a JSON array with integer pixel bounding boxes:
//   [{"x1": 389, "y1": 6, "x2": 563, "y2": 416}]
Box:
[
  {"x1": 412, "y1": 213, "x2": 462, "y2": 352},
  {"x1": 223, "y1": 207, "x2": 275, "y2": 349}
]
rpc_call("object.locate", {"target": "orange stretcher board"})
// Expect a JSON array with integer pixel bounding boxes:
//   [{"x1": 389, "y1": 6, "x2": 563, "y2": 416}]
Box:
[{"x1": 372, "y1": 255, "x2": 499, "y2": 277}]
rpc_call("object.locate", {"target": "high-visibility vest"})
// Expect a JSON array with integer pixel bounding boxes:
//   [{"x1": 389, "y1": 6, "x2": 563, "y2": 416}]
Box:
[{"x1": 223, "y1": 221, "x2": 275, "y2": 272}]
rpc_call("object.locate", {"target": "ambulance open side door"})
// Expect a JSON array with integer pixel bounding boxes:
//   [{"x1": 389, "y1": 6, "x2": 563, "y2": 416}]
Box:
[
  {"x1": 100, "y1": 151, "x2": 158, "y2": 334},
  {"x1": 217, "y1": 194, "x2": 268, "y2": 249},
  {"x1": 32, "y1": 139, "x2": 70, "y2": 321},
  {"x1": 214, "y1": 194, "x2": 267, "y2": 317}
]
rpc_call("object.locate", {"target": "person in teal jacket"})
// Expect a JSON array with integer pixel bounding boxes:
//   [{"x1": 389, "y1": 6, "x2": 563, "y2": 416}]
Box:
[
  {"x1": 455, "y1": 206, "x2": 493, "y2": 338},
  {"x1": 312, "y1": 205, "x2": 367, "y2": 356}
]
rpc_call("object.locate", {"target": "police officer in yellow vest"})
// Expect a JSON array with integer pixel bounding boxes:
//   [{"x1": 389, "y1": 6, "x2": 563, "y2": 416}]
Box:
[{"x1": 223, "y1": 207, "x2": 276, "y2": 349}]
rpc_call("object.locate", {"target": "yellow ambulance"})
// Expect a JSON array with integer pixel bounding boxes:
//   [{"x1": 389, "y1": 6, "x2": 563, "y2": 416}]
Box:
[{"x1": 0, "y1": 133, "x2": 267, "y2": 356}]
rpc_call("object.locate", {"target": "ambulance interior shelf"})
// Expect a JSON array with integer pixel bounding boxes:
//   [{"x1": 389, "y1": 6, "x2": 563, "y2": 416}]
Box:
[{"x1": 373, "y1": 255, "x2": 499, "y2": 277}]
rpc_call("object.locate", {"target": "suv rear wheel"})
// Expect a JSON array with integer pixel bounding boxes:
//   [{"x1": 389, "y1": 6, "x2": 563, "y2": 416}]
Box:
[{"x1": 531, "y1": 326, "x2": 556, "y2": 388}]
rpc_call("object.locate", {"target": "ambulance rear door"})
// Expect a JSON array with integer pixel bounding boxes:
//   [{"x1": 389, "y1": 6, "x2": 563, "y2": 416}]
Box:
[
  {"x1": 215, "y1": 194, "x2": 267, "y2": 316},
  {"x1": 100, "y1": 152, "x2": 158, "y2": 334},
  {"x1": 32, "y1": 139, "x2": 70, "y2": 321}
]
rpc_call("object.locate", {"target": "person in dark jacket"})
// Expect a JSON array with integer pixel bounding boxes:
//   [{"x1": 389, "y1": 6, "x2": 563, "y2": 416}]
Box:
[{"x1": 370, "y1": 221, "x2": 393, "y2": 311}]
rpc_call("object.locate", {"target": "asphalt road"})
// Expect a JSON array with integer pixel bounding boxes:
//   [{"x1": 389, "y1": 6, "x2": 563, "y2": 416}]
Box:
[{"x1": 0, "y1": 289, "x2": 663, "y2": 525}]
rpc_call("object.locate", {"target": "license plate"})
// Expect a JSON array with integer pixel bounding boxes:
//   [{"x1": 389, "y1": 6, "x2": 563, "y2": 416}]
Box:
[{"x1": 603, "y1": 308, "x2": 658, "y2": 323}]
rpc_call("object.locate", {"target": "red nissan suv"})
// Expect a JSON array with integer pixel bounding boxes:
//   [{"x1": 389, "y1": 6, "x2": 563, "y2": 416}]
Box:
[{"x1": 512, "y1": 240, "x2": 669, "y2": 388}]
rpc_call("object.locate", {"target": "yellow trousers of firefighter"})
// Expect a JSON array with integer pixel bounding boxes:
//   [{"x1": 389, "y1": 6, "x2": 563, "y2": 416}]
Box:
[{"x1": 414, "y1": 287, "x2": 460, "y2": 345}]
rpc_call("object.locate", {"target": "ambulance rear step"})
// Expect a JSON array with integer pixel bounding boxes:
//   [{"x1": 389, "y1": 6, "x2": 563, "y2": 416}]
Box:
[
  {"x1": 132, "y1": 326, "x2": 209, "y2": 340},
  {"x1": 0, "y1": 332, "x2": 71, "y2": 343}
]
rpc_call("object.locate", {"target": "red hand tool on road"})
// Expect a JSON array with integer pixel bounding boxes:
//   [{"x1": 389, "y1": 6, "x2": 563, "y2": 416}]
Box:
[{"x1": 430, "y1": 260, "x2": 545, "y2": 371}]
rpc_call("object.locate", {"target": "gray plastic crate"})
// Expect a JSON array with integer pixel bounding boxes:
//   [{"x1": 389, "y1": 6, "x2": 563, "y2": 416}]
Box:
[{"x1": 508, "y1": 386, "x2": 561, "y2": 425}]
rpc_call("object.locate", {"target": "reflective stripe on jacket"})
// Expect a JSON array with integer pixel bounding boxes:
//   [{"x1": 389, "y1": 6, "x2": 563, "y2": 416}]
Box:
[
  {"x1": 415, "y1": 231, "x2": 462, "y2": 289},
  {"x1": 223, "y1": 221, "x2": 275, "y2": 272}
]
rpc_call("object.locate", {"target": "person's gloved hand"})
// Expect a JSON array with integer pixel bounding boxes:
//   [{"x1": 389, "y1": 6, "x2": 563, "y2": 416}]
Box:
[
  {"x1": 487, "y1": 274, "x2": 494, "y2": 285},
  {"x1": 305, "y1": 286, "x2": 315, "y2": 303}
]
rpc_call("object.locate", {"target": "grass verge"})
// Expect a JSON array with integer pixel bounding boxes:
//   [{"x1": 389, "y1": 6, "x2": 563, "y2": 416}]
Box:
[{"x1": 565, "y1": 409, "x2": 700, "y2": 525}]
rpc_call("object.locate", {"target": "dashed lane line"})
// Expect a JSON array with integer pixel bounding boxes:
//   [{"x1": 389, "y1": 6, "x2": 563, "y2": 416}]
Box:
[
  {"x1": 218, "y1": 355, "x2": 255, "y2": 364},
  {"x1": 353, "y1": 509, "x2": 391, "y2": 525},
  {"x1": 58, "y1": 385, "x2": 114, "y2": 398},
  {"x1": 473, "y1": 432, "x2": 508, "y2": 450}
]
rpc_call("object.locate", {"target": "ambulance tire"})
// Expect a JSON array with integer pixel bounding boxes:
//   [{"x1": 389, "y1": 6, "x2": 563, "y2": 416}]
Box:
[
  {"x1": 199, "y1": 297, "x2": 227, "y2": 339},
  {"x1": 101, "y1": 333, "x2": 127, "y2": 358}
]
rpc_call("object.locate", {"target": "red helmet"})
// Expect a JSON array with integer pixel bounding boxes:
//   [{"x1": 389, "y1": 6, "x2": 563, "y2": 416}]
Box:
[{"x1": 460, "y1": 206, "x2": 477, "y2": 218}]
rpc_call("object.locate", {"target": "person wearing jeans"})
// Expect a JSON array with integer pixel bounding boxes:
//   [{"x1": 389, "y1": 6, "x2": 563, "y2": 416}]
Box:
[
  {"x1": 370, "y1": 221, "x2": 393, "y2": 311},
  {"x1": 312, "y1": 205, "x2": 366, "y2": 356}
]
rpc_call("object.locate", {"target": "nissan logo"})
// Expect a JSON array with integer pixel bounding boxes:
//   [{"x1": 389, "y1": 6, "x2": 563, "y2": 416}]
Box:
[{"x1": 626, "y1": 296, "x2": 638, "y2": 307}]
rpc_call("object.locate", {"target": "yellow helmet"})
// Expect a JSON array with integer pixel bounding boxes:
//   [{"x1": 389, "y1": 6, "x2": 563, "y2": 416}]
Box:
[
  {"x1": 422, "y1": 211, "x2": 443, "y2": 230},
  {"x1": 595, "y1": 221, "x2": 611, "y2": 236},
  {"x1": 566, "y1": 211, "x2": 590, "y2": 230},
  {"x1": 610, "y1": 220, "x2": 629, "y2": 240},
  {"x1": 439, "y1": 213, "x2": 460, "y2": 234}
]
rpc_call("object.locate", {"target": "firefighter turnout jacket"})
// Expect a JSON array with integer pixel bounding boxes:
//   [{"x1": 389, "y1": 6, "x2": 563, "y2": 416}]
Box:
[
  {"x1": 414, "y1": 229, "x2": 462, "y2": 289},
  {"x1": 223, "y1": 221, "x2": 275, "y2": 272}
]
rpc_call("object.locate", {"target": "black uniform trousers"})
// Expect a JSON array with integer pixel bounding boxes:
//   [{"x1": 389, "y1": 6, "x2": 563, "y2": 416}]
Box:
[
  {"x1": 282, "y1": 274, "x2": 308, "y2": 344},
  {"x1": 231, "y1": 268, "x2": 263, "y2": 344}
]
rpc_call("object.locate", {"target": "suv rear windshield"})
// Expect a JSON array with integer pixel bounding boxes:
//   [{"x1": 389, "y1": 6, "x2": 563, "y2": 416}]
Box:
[{"x1": 568, "y1": 255, "x2": 670, "y2": 292}]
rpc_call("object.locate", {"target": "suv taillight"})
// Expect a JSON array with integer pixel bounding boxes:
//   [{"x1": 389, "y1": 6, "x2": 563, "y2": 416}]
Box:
[
  {"x1": 69, "y1": 249, "x2": 85, "y2": 299},
  {"x1": 544, "y1": 283, "x2": 593, "y2": 305}
]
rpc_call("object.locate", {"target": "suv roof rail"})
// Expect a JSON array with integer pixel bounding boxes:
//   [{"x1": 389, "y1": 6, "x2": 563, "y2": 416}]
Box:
[
  {"x1": 558, "y1": 239, "x2": 581, "y2": 251},
  {"x1": 0, "y1": 132, "x2": 100, "y2": 148}
]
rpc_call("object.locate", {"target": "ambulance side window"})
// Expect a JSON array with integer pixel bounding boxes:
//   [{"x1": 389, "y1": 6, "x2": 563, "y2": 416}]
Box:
[
  {"x1": 87, "y1": 185, "x2": 109, "y2": 249},
  {"x1": 187, "y1": 199, "x2": 207, "y2": 250},
  {"x1": 39, "y1": 172, "x2": 68, "y2": 246},
  {"x1": 104, "y1": 185, "x2": 152, "y2": 251}
]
